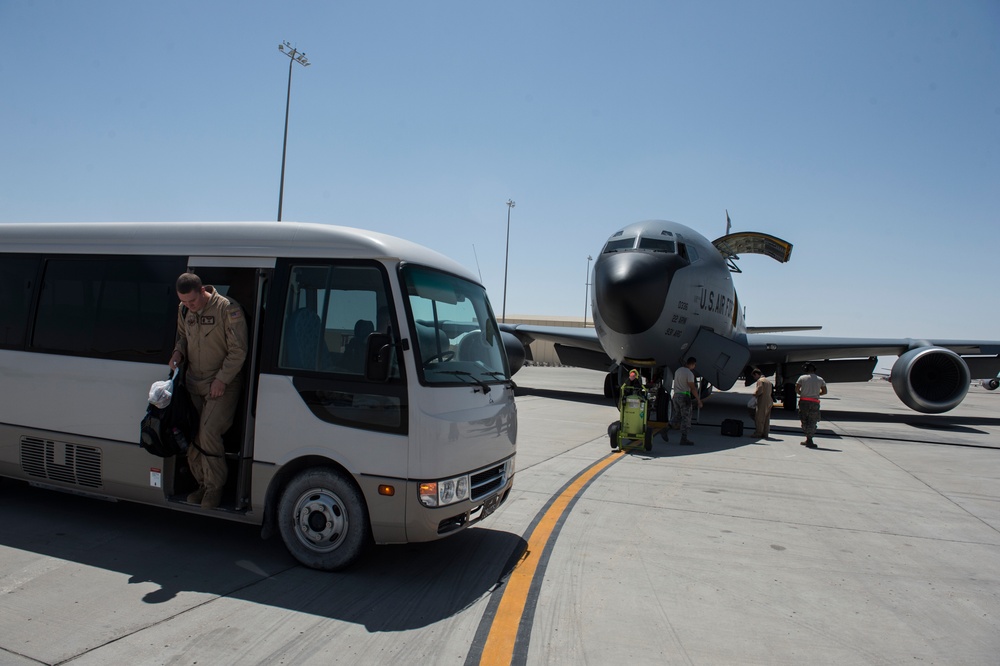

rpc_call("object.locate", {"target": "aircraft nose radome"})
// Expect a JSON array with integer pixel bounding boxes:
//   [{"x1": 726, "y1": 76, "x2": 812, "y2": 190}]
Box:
[{"x1": 593, "y1": 251, "x2": 674, "y2": 334}]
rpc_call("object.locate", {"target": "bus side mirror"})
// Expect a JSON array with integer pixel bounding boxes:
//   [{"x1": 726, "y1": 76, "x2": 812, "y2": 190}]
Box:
[{"x1": 364, "y1": 333, "x2": 393, "y2": 382}]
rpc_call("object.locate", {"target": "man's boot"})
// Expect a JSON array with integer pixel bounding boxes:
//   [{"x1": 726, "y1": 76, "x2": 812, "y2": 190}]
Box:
[
  {"x1": 680, "y1": 433, "x2": 694, "y2": 445},
  {"x1": 201, "y1": 488, "x2": 223, "y2": 509},
  {"x1": 186, "y1": 487, "x2": 205, "y2": 504},
  {"x1": 805, "y1": 437, "x2": 817, "y2": 449}
]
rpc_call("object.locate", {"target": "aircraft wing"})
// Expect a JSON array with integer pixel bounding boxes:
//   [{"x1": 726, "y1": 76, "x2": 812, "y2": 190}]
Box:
[
  {"x1": 746, "y1": 333, "x2": 1000, "y2": 380},
  {"x1": 500, "y1": 321, "x2": 1000, "y2": 386},
  {"x1": 746, "y1": 326, "x2": 822, "y2": 334},
  {"x1": 499, "y1": 324, "x2": 612, "y2": 372}
]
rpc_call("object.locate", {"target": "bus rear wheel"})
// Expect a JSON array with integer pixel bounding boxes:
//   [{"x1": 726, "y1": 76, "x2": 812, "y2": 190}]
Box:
[{"x1": 277, "y1": 468, "x2": 372, "y2": 571}]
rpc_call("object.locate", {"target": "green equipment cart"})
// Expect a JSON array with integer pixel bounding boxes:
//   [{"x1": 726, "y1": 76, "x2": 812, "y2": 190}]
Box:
[{"x1": 608, "y1": 385, "x2": 652, "y2": 452}]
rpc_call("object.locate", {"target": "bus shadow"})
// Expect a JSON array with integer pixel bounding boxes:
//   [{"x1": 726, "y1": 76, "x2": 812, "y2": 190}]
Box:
[{"x1": 0, "y1": 481, "x2": 524, "y2": 631}]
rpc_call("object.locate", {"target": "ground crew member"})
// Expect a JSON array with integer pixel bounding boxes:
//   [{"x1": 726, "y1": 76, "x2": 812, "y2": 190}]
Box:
[
  {"x1": 168, "y1": 273, "x2": 248, "y2": 509},
  {"x1": 749, "y1": 368, "x2": 774, "y2": 439},
  {"x1": 667, "y1": 357, "x2": 702, "y2": 445},
  {"x1": 619, "y1": 368, "x2": 645, "y2": 406},
  {"x1": 796, "y1": 363, "x2": 827, "y2": 448},
  {"x1": 623, "y1": 368, "x2": 643, "y2": 390}
]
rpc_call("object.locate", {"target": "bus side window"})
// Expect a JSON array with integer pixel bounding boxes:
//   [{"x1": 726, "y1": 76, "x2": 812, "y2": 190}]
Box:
[
  {"x1": 278, "y1": 263, "x2": 399, "y2": 379},
  {"x1": 30, "y1": 256, "x2": 181, "y2": 362},
  {"x1": 0, "y1": 254, "x2": 39, "y2": 349}
]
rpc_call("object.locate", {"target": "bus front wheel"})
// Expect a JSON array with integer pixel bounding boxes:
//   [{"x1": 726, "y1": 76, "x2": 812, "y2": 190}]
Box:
[{"x1": 277, "y1": 468, "x2": 372, "y2": 571}]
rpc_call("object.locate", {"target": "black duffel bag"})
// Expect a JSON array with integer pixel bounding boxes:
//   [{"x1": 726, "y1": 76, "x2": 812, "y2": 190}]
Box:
[{"x1": 140, "y1": 366, "x2": 199, "y2": 457}]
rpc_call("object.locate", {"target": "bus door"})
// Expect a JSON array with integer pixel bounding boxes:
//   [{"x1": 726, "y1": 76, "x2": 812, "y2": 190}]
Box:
[{"x1": 185, "y1": 257, "x2": 273, "y2": 512}]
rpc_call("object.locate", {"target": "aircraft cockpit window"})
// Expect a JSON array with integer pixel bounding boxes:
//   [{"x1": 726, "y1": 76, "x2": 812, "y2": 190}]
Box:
[
  {"x1": 637, "y1": 238, "x2": 676, "y2": 253},
  {"x1": 602, "y1": 237, "x2": 636, "y2": 253}
]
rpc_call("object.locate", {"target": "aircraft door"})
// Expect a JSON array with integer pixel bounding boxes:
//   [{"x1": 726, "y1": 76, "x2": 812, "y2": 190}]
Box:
[{"x1": 685, "y1": 327, "x2": 750, "y2": 391}]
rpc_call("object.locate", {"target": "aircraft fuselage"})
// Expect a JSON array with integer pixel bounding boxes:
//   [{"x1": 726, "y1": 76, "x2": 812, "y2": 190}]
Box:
[{"x1": 591, "y1": 220, "x2": 745, "y2": 380}]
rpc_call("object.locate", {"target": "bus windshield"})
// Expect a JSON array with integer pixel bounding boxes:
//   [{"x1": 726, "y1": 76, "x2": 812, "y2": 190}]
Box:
[{"x1": 402, "y1": 265, "x2": 510, "y2": 385}]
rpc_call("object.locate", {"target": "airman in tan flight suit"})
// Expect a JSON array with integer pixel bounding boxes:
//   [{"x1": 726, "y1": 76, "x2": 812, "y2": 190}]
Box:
[{"x1": 169, "y1": 273, "x2": 248, "y2": 509}]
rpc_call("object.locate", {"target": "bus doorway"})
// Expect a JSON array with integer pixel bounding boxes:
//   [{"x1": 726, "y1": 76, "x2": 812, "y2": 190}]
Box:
[{"x1": 177, "y1": 261, "x2": 271, "y2": 512}]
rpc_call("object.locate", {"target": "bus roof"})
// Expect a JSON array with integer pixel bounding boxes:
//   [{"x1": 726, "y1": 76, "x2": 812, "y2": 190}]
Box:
[{"x1": 0, "y1": 221, "x2": 479, "y2": 283}]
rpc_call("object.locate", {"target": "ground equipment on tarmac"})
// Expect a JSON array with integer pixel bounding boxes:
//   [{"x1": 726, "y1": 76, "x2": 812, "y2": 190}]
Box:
[
  {"x1": 721, "y1": 418, "x2": 744, "y2": 437},
  {"x1": 608, "y1": 384, "x2": 653, "y2": 452}
]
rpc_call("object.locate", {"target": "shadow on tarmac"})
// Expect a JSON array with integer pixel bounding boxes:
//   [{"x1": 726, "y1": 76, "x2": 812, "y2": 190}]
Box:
[
  {"x1": 814, "y1": 407, "x2": 1000, "y2": 431},
  {"x1": 515, "y1": 385, "x2": 611, "y2": 406},
  {"x1": 0, "y1": 479, "x2": 524, "y2": 631},
  {"x1": 613, "y1": 426, "x2": 845, "y2": 459}
]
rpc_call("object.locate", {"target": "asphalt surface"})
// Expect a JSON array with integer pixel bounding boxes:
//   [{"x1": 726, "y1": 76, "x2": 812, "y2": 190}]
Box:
[{"x1": 1, "y1": 366, "x2": 998, "y2": 665}]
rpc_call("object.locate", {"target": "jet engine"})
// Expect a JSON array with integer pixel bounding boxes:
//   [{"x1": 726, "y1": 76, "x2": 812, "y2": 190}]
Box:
[
  {"x1": 890, "y1": 347, "x2": 970, "y2": 413},
  {"x1": 982, "y1": 378, "x2": 1000, "y2": 391},
  {"x1": 501, "y1": 331, "x2": 526, "y2": 375}
]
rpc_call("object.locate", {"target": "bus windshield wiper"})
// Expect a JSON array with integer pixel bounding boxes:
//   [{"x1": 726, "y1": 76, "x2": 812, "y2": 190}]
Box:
[
  {"x1": 435, "y1": 370, "x2": 491, "y2": 394},
  {"x1": 482, "y1": 371, "x2": 516, "y2": 390}
]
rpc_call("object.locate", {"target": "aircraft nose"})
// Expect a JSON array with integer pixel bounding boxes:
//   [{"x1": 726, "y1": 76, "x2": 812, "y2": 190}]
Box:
[{"x1": 593, "y1": 251, "x2": 681, "y2": 334}]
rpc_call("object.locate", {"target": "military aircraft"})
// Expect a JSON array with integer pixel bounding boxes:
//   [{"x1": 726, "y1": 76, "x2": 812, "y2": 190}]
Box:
[{"x1": 500, "y1": 219, "x2": 1000, "y2": 413}]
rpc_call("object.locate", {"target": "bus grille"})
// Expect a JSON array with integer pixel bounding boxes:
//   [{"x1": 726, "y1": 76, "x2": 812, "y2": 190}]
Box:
[
  {"x1": 20, "y1": 437, "x2": 103, "y2": 489},
  {"x1": 470, "y1": 461, "x2": 507, "y2": 501}
]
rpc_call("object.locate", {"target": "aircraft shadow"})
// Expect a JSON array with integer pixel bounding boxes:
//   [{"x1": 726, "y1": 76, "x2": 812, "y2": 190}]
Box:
[
  {"x1": 817, "y1": 408, "x2": 998, "y2": 433},
  {"x1": 615, "y1": 424, "x2": 843, "y2": 458},
  {"x1": 515, "y1": 385, "x2": 611, "y2": 406},
  {"x1": 0, "y1": 480, "x2": 524, "y2": 631}
]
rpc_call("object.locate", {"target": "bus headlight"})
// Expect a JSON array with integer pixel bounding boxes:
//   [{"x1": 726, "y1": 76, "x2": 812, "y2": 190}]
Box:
[{"x1": 418, "y1": 475, "x2": 471, "y2": 507}]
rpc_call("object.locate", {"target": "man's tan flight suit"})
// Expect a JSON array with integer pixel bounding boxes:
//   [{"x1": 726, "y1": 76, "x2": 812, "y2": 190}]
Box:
[{"x1": 173, "y1": 287, "x2": 248, "y2": 502}]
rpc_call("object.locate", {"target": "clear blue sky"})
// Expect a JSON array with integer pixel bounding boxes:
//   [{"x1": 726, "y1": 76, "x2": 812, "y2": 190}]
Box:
[{"x1": 3, "y1": 1, "x2": 998, "y2": 347}]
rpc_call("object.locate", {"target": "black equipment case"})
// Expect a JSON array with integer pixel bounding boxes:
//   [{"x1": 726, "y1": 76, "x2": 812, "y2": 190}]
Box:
[{"x1": 721, "y1": 419, "x2": 744, "y2": 437}]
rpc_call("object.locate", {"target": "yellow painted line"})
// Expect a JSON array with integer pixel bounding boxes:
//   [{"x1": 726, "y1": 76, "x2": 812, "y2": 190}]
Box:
[{"x1": 479, "y1": 451, "x2": 625, "y2": 666}]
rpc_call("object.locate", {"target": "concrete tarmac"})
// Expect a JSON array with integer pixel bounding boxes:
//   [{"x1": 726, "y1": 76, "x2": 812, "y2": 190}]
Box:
[{"x1": 1, "y1": 366, "x2": 998, "y2": 665}]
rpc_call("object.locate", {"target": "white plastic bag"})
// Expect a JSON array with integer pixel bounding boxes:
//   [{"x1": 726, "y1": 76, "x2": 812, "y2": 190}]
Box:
[
  {"x1": 148, "y1": 368, "x2": 179, "y2": 409},
  {"x1": 747, "y1": 395, "x2": 757, "y2": 409}
]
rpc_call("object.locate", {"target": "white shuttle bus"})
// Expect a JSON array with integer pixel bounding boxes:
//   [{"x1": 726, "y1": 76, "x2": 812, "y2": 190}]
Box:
[{"x1": 0, "y1": 221, "x2": 517, "y2": 570}]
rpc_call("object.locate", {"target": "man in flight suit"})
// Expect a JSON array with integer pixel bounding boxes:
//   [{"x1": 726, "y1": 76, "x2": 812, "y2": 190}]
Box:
[{"x1": 168, "y1": 273, "x2": 248, "y2": 509}]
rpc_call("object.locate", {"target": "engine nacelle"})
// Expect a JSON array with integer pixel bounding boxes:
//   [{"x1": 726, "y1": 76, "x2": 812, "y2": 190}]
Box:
[
  {"x1": 890, "y1": 347, "x2": 970, "y2": 413},
  {"x1": 501, "y1": 331, "x2": 526, "y2": 375},
  {"x1": 982, "y1": 378, "x2": 1000, "y2": 391}
]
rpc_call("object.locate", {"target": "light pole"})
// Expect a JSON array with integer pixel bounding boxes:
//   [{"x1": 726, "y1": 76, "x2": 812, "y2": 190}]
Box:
[
  {"x1": 501, "y1": 199, "x2": 515, "y2": 323},
  {"x1": 583, "y1": 254, "x2": 593, "y2": 326},
  {"x1": 277, "y1": 41, "x2": 310, "y2": 222}
]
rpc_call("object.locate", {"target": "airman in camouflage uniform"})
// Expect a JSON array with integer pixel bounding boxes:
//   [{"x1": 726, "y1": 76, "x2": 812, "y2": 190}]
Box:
[
  {"x1": 667, "y1": 357, "x2": 702, "y2": 445},
  {"x1": 796, "y1": 363, "x2": 827, "y2": 449}
]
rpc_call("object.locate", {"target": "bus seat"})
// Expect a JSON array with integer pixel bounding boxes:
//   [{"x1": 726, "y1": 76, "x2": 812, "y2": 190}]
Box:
[
  {"x1": 345, "y1": 319, "x2": 374, "y2": 372},
  {"x1": 284, "y1": 308, "x2": 330, "y2": 371},
  {"x1": 414, "y1": 322, "x2": 451, "y2": 365},
  {"x1": 458, "y1": 331, "x2": 489, "y2": 365}
]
